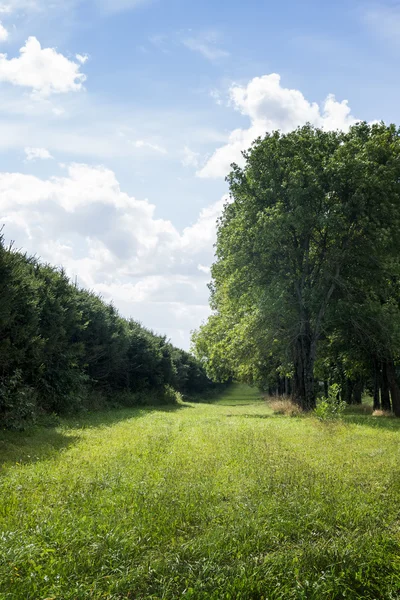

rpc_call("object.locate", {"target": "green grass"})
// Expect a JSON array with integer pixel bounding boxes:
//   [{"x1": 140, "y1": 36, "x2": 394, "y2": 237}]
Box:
[{"x1": 0, "y1": 384, "x2": 400, "y2": 599}]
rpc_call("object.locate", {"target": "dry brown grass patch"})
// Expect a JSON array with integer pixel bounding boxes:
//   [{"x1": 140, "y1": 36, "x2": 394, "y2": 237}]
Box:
[
  {"x1": 348, "y1": 404, "x2": 373, "y2": 415},
  {"x1": 266, "y1": 396, "x2": 303, "y2": 417},
  {"x1": 372, "y1": 409, "x2": 394, "y2": 418}
]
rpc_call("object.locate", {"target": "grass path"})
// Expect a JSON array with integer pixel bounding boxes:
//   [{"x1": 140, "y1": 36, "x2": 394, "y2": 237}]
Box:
[{"x1": 0, "y1": 385, "x2": 400, "y2": 599}]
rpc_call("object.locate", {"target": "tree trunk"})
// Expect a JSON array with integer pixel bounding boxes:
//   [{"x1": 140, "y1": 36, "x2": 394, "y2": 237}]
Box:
[
  {"x1": 352, "y1": 378, "x2": 363, "y2": 405},
  {"x1": 292, "y1": 335, "x2": 316, "y2": 411},
  {"x1": 343, "y1": 377, "x2": 354, "y2": 404},
  {"x1": 292, "y1": 338, "x2": 304, "y2": 404},
  {"x1": 386, "y1": 360, "x2": 400, "y2": 417},
  {"x1": 373, "y1": 358, "x2": 381, "y2": 411},
  {"x1": 381, "y1": 361, "x2": 391, "y2": 412},
  {"x1": 284, "y1": 377, "x2": 289, "y2": 396}
]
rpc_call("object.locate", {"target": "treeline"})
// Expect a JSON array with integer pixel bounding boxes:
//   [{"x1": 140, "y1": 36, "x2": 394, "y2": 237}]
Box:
[
  {"x1": 0, "y1": 234, "x2": 215, "y2": 428},
  {"x1": 193, "y1": 122, "x2": 400, "y2": 415}
]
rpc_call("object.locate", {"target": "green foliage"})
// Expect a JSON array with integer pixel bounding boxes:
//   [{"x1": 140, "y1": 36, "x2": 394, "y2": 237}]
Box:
[
  {"x1": 314, "y1": 384, "x2": 347, "y2": 421},
  {"x1": 0, "y1": 384, "x2": 399, "y2": 598},
  {"x1": 0, "y1": 232, "x2": 214, "y2": 427},
  {"x1": 193, "y1": 122, "x2": 400, "y2": 411},
  {"x1": 0, "y1": 369, "x2": 37, "y2": 429}
]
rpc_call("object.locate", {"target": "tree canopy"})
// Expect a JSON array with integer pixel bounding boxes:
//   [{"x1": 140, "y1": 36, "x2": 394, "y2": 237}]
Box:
[{"x1": 193, "y1": 122, "x2": 400, "y2": 414}]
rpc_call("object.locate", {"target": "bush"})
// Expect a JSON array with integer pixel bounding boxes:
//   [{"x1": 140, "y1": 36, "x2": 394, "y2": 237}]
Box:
[
  {"x1": 0, "y1": 236, "x2": 215, "y2": 427},
  {"x1": 111, "y1": 385, "x2": 181, "y2": 408},
  {"x1": 314, "y1": 384, "x2": 347, "y2": 421},
  {"x1": 0, "y1": 370, "x2": 38, "y2": 430}
]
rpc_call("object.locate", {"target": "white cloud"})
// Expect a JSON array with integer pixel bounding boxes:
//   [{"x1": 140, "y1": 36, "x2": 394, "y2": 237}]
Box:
[
  {"x1": 0, "y1": 76, "x2": 227, "y2": 163},
  {"x1": 0, "y1": 163, "x2": 227, "y2": 348},
  {"x1": 198, "y1": 264, "x2": 210, "y2": 274},
  {"x1": 198, "y1": 73, "x2": 358, "y2": 178},
  {"x1": 24, "y1": 146, "x2": 53, "y2": 160},
  {"x1": 181, "y1": 145, "x2": 200, "y2": 168},
  {"x1": 0, "y1": 0, "x2": 36, "y2": 11},
  {"x1": 0, "y1": 36, "x2": 86, "y2": 96},
  {"x1": 182, "y1": 31, "x2": 229, "y2": 62},
  {"x1": 0, "y1": 21, "x2": 8, "y2": 41},
  {"x1": 135, "y1": 139, "x2": 167, "y2": 154},
  {"x1": 75, "y1": 53, "x2": 89, "y2": 64},
  {"x1": 181, "y1": 194, "x2": 229, "y2": 254}
]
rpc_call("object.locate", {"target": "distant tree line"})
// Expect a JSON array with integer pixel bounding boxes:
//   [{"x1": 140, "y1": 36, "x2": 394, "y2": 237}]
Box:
[
  {"x1": 0, "y1": 234, "x2": 215, "y2": 428},
  {"x1": 193, "y1": 123, "x2": 400, "y2": 416}
]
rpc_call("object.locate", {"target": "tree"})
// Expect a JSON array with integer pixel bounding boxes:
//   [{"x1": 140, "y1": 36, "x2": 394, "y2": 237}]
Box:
[{"x1": 196, "y1": 123, "x2": 400, "y2": 410}]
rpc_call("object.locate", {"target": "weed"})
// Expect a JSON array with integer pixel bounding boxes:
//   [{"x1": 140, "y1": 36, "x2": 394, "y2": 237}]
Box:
[{"x1": 315, "y1": 383, "x2": 347, "y2": 421}]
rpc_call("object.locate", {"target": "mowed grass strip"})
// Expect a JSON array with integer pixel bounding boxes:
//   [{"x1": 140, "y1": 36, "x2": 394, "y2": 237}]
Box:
[{"x1": 0, "y1": 385, "x2": 400, "y2": 599}]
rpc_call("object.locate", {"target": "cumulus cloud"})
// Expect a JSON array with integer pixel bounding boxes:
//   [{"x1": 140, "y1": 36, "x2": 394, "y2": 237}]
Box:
[
  {"x1": 198, "y1": 73, "x2": 358, "y2": 178},
  {"x1": 0, "y1": 36, "x2": 86, "y2": 96},
  {"x1": 24, "y1": 146, "x2": 53, "y2": 161},
  {"x1": 0, "y1": 21, "x2": 8, "y2": 41},
  {"x1": 0, "y1": 163, "x2": 226, "y2": 347},
  {"x1": 181, "y1": 194, "x2": 228, "y2": 254}
]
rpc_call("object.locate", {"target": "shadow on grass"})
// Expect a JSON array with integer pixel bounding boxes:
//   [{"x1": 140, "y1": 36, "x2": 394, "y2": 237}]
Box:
[
  {"x1": 66, "y1": 402, "x2": 191, "y2": 429},
  {"x1": 201, "y1": 383, "x2": 264, "y2": 407},
  {"x1": 187, "y1": 385, "x2": 235, "y2": 405},
  {"x1": 343, "y1": 414, "x2": 400, "y2": 431},
  {"x1": 0, "y1": 402, "x2": 191, "y2": 474},
  {"x1": 0, "y1": 429, "x2": 81, "y2": 474},
  {"x1": 226, "y1": 413, "x2": 272, "y2": 419},
  {"x1": 341, "y1": 401, "x2": 400, "y2": 430},
  {"x1": 221, "y1": 402, "x2": 264, "y2": 407}
]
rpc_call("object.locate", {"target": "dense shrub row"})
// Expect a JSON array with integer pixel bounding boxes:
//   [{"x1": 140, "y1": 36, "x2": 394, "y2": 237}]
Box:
[{"x1": 0, "y1": 234, "x2": 214, "y2": 428}]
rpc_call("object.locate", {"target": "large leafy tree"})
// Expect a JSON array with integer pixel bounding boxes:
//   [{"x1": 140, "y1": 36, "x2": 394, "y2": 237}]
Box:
[{"x1": 197, "y1": 123, "x2": 400, "y2": 410}]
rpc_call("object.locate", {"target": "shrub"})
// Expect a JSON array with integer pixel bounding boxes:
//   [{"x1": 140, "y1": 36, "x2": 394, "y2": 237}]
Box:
[
  {"x1": 0, "y1": 370, "x2": 37, "y2": 430},
  {"x1": 0, "y1": 236, "x2": 215, "y2": 427},
  {"x1": 314, "y1": 384, "x2": 347, "y2": 421},
  {"x1": 112, "y1": 385, "x2": 181, "y2": 408}
]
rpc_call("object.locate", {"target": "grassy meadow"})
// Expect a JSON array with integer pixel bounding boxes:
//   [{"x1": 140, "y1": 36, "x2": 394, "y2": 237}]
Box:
[{"x1": 0, "y1": 384, "x2": 400, "y2": 599}]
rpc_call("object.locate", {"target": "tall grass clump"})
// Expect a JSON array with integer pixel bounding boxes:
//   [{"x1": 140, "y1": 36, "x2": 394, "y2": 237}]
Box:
[{"x1": 267, "y1": 396, "x2": 303, "y2": 417}]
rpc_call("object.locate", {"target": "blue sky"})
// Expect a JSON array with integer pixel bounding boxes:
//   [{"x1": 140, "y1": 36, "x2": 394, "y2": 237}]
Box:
[{"x1": 0, "y1": 0, "x2": 398, "y2": 348}]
